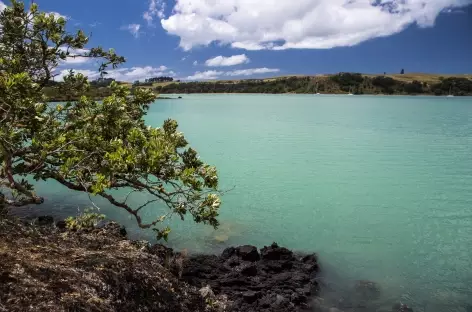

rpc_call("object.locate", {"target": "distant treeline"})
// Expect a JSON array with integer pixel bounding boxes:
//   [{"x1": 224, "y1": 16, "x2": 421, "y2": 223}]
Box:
[
  {"x1": 45, "y1": 73, "x2": 472, "y2": 101},
  {"x1": 133, "y1": 76, "x2": 176, "y2": 86},
  {"x1": 155, "y1": 73, "x2": 472, "y2": 96}
]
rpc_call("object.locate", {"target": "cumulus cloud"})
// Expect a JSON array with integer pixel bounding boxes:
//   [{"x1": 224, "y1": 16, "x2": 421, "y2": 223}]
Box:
[
  {"x1": 49, "y1": 12, "x2": 69, "y2": 20},
  {"x1": 193, "y1": 61, "x2": 198, "y2": 66},
  {"x1": 187, "y1": 70, "x2": 223, "y2": 80},
  {"x1": 58, "y1": 47, "x2": 91, "y2": 65},
  {"x1": 0, "y1": 1, "x2": 7, "y2": 11},
  {"x1": 121, "y1": 24, "x2": 141, "y2": 38},
  {"x1": 143, "y1": 0, "x2": 166, "y2": 26},
  {"x1": 186, "y1": 67, "x2": 280, "y2": 80},
  {"x1": 54, "y1": 69, "x2": 100, "y2": 81},
  {"x1": 55, "y1": 66, "x2": 172, "y2": 82},
  {"x1": 205, "y1": 54, "x2": 249, "y2": 67},
  {"x1": 225, "y1": 68, "x2": 280, "y2": 76},
  {"x1": 161, "y1": 0, "x2": 472, "y2": 50}
]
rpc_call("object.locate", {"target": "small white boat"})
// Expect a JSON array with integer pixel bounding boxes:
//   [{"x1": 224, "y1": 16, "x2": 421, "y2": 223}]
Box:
[{"x1": 446, "y1": 86, "x2": 454, "y2": 97}]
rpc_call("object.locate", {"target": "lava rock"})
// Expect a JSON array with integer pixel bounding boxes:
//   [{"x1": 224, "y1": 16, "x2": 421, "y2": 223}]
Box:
[
  {"x1": 242, "y1": 291, "x2": 259, "y2": 303},
  {"x1": 222, "y1": 247, "x2": 237, "y2": 260},
  {"x1": 199, "y1": 285, "x2": 214, "y2": 299},
  {"x1": 35, "y1": 216, "x2": 54, "y2": 226},
  {"x1": 392, "y1": 303, "x2": 414, "y2": 312},
  {"x1": 354, "y1": 280, "x2": 381, "y2": 301},
  {"x1": 260, "y1": 242, "x2": 294, "y2": 261},
  {"x1": 237, "y1": 245, "x2": 260, "y2": 262},
  {"x1": 240, "y1": 263, "x2": 258, "y2": 276},
  {"x1": 119, "y1": 226, "x2": 127, "y2": 237},
  {"x1": 183, "y1": 243, "x2": 321, "y2": 312},
  {"x1": 55, "y1": 220, "x2": 67, "y2": 230}
]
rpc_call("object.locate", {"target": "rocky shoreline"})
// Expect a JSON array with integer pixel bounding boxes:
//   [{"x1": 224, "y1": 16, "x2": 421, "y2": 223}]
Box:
[
  {"x1": 183, "y1": 243, "x2": 320, "y2": 312},
  {"x1": 0, "y1": 216, "x2": 414, "y2": 312}
]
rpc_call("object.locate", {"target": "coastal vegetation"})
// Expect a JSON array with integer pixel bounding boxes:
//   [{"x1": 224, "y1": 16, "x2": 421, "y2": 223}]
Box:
[
  {"x1": 45, "y1": 73, "x2": 472, "y2": 101},
  {"x1": 0, "y1": 0, "x2": 221, "y2": 241},
  {"x1": 153, "y1": 73, "x2": 472, "y2": 96}
]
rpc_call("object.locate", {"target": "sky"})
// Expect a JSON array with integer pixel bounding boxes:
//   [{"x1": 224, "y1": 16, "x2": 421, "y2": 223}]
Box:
[{"x1": 2, "y1": 0, "x2": 472, "y2": 81}]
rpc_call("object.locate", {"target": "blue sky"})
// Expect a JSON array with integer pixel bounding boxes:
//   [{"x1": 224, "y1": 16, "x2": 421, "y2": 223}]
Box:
[{"x1": 3, "y1": 0, "x2": 472, "y2": 81}]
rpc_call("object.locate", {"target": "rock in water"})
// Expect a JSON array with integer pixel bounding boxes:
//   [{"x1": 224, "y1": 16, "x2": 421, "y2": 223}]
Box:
[
  {"x1": 392, "y1": 303, "x2": 414, "y2": 312},
  {"x1": 237, "y1": 245, "x2": 260, "y2": 262},
  {"x1": 183, "y1": 243, "x2": 320, "y2": 312},
  {"x1": 354, "y1": 280, "x2": 381, "y2": 301},
  {"x1": 214, "y1": 234, "x2": 229, "y2": 242},
  {"x1": 221, "y1": 247, "x2": 236, "y2": 260},
  {"x1": 260, "y1": 242, "x2": 295, "y2": 260}
]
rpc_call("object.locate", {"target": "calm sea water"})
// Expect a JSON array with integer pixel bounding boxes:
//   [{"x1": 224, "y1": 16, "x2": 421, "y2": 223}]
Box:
[{"x1": 21, "y1": 94, "x2": 472, "y2": 311}]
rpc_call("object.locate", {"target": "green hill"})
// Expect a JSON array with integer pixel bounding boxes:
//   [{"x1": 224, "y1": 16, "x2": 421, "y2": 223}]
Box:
[{"x1": 45, "y1": 73, "x2": 472, "y2": 101}]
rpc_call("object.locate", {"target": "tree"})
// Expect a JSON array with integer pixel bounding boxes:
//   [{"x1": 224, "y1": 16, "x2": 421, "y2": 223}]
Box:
[
  {"x1": 0, "y1": 1, "x2": 221, "y2": 240},
  {"x1": 400, "y1": 69, "x2": 405, "y2": 74}
]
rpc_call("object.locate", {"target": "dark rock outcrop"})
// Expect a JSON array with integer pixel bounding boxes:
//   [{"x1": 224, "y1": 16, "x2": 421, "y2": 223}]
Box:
[
  {"x1": 183, "y1": 242, "x2": 320, "y2": 312},
  {"x1": 237, "y1": 245, "x2": 261, "y2": 262},
  {"x1": 35, "y1": 215, "x2": 54, "y2": 226},
  {"x1": 393, "y1": 303, "x2": 414, "y2": 312},
  {"x1": 354, "y1": 280, "x2": 381, "y2": 301}
]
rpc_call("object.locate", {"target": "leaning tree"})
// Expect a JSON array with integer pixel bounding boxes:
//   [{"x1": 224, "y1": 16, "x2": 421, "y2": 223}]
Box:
[{"x1": 0, "y1": 0, "x2": 221, "y2": 239}]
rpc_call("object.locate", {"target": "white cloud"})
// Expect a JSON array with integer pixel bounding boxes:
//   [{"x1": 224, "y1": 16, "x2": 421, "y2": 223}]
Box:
[
  {"x1": 186, "y1": 70, "x2": 223, "y2": 80},
  {"x1": 49, "y1": 12, "x2": 69, "y2": 20},
  {"x1": 226, "y1": 68, "x2": 280, "y2": 76},
  {"x1": 54, "y1": 69, "x2": 100, "y2": 81},
  {"x1": 0, "y1": 1, "x2": 7, "y2": 11},
  {"x1": 193, "y1": 61, "x2": 198, "y2": 66},
  {"x1": 161, "y1": 0, "x2": 472, "y2": 51},
  {"x1": 186, "y1": 67, "x2": 280, "y2": 80},
  {"x1": 121, "y1": 24, "x2": 141, "y2": 38},
  {"x1": 58, "y1": 47, "x2": 91, "y2": 65},
  {"x1": 143, "y1": 0, "x2": 166, "y2": 26},
  {"x1": 205, "y1": 54, "x2": 249, "y2": 67},
  {"x1": 55, "y1": 66, "x2": 172, "y2": 82}
]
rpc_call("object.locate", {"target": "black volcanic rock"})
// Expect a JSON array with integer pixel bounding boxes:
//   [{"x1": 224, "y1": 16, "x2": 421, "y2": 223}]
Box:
[{"x1": 183, "y1": 242, "x2": 321, "y2": 312}]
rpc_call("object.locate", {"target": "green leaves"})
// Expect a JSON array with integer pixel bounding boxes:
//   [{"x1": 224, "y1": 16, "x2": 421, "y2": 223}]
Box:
[
  {"x1": 153, "y1": 226, "x2": 171, "y2": 242},
  {"x1": 65, "y1": 208, "x2": 105, "y2": 231},
  {"x1": 0, "y1": 0, "x2": 222, "y2": 240}
]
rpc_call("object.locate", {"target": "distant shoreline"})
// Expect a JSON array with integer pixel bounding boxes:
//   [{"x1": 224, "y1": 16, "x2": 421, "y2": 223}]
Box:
[
  {"x1": 46, "y1": 73, "x2": 472, "y2": 101},
  {"x1": 158, "y1": 93, "x2": 465, "y2": 97}
]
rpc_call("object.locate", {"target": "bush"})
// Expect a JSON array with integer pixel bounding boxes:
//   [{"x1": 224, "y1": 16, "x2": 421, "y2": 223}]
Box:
[{"x1": 65, "y1": 208, "x2": 105, "y2": 231}]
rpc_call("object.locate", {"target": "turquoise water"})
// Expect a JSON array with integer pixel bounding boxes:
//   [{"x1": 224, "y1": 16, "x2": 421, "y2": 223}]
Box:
[{"x1": 22, "y1": 94, "x2": 472, "y2": 311}]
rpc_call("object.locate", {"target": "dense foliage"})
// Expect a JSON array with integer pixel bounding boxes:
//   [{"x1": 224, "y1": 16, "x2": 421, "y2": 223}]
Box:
[
  {"x1": 329, "y1": 72, "x2": 364, "y2": 92},
  {"x1": 147, "y1": 76, "x2": 174, "y2": 83},
  {"x1": 0, "y1": 1, "x2": 221, "y2": 240},
  {"x1": 430, "y1": 77, "x2": 472, "y2": 96},
  {"x1": 147, "y1": 74, "x2": 472, "y2": 96}
]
